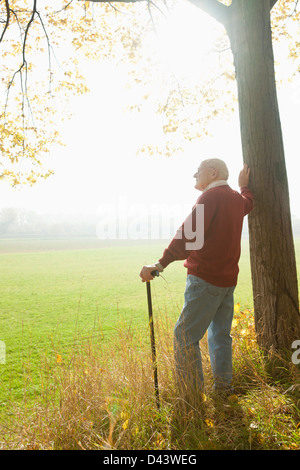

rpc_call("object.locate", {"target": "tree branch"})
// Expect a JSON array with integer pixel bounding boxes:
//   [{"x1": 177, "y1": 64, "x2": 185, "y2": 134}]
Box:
[
  {"x1": 86, "y1": 0, "x2": 231, "y2": 23},
  {"x1": 49, "y1": 0, "x2": 75, "y2": 16},
  {"x1": 3, "y1": 0, "x2": 37, "y2": 128},
  {"x1": 184, "y1": 0, "x2": 231, "y2": 25},
  {"x1": 0, "y1": 0, "x2": 11, "y2": 44},
  {"x1": 36, "y1": 11, "x2": 53, "y2": 95},
  {"x1": 270, "y1": 0, "x2": 279, "y2": 10}
]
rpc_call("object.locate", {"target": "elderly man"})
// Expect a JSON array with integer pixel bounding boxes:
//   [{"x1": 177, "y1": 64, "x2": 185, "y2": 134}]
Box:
[{"x1": 139, "y1": 159, "x2": 253, "y2": 398}]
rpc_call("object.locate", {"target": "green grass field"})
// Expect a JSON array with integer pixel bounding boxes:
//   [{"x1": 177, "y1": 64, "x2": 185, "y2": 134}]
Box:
[
  {"x1": 0, "y1": 237, "x2": 299, "y2": 401},
  {"x1": 0, "y1": 237, "x2": 300, "y2": 450},
  {"x1": 0, "y1": 237, "x2": 252, "y2": 402}
]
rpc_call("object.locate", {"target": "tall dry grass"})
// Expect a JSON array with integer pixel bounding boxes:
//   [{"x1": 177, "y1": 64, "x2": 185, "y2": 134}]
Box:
[{"x1": 1, "y1": 306, "x2": 300, "y2": 450}]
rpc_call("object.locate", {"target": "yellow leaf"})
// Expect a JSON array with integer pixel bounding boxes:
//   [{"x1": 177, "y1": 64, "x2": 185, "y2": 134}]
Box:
[
  {"x1": 204, "y1": 419, "x2": 214, "y2": 428},
  {"x1": 122, "y1": 419, "x2": 129, "y2": 430},
  {"x1": 234, "y1": 303, "x2": 240, "y2": 313}
]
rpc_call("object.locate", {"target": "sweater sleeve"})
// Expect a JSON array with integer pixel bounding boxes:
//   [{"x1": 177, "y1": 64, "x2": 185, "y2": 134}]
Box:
[
  {"x1": 158, "y1": 221, "x2": 192, "y2": 269},
  {"x1": 240, "y1": 187, "x2": 254, "y2": 215},
  {"x1": 158, "y1": 193, "x2": 216, "y2": 269}
]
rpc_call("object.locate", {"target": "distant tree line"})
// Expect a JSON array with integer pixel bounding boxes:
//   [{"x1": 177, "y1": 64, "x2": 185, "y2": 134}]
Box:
[
  {"x1": 0, "y1": 208, "x2": 97, "y2": 238},
  {"x1": 1, "y1": 207, "x2": 300, "y2": 239}
]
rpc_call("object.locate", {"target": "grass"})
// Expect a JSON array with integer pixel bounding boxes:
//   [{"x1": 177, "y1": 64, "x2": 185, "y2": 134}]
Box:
[
  {"x1": 0, "y1": 237, "x2": 300, "y2": 450},
  {"x1": 0, "y1": 239, "x2": 186, "y2": 403}
]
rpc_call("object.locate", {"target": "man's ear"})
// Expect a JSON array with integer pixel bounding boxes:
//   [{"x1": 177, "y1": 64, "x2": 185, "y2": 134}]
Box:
[{"x1": 211, "y1": 168, "x2": 218, "y2": 179}]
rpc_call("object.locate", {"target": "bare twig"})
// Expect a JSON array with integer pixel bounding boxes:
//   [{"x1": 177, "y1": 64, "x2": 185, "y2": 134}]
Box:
[
  {"x1": 47, "y1": 0, "x2": 74, "y2": 16},
  {"x1": 287, "y1": 0, "x2": 299, "y2": 17},
  {"x1": 3, "y1": 0, "x2": 38, "y2": 130},
  {"x1": 36, "y1": 11, "x2": 53, "y2": 95},
  {"x1": 147, "y1": 0, "x2": 157, "y2": 32},
  {"x1": 0, "y1": 0, "x2": 10, "y2": 44},
  {"x1": 108, "y1": 2, "x2": 129, "y2": 14}
]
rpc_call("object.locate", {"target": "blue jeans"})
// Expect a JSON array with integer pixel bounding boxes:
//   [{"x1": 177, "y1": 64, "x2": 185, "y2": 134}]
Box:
[{"x1": 174, "y1": 275, "x2": 235, "y2": 394}]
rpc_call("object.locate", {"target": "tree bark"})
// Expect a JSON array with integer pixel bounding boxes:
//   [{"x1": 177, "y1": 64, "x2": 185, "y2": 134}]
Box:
[
  {"x1": 270, "y1": 0, "x2": 279, "y2": 10},
  {"x1": 224, "y1": 0, "x2": 300, "y2": 352}
]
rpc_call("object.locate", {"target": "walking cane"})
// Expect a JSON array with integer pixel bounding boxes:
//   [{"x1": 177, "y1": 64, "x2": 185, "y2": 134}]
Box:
[{"x1": 146, "y1": 270, "x2": 160, "y2": 409}]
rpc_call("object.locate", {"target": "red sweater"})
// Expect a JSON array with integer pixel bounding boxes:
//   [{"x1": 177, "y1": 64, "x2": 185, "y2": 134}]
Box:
[{"x1": 159, "y1": 185, "x2": 253, "y2": 287}]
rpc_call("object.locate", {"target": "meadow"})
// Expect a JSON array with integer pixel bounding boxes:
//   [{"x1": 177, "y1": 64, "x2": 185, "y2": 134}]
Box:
[{"x1": 0, "y1": 237, "x2": 300, "y2": 450}]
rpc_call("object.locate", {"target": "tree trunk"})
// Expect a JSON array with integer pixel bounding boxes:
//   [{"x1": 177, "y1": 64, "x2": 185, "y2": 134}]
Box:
[{"x1": 225, "y1": 0, "x2": 300, "y2": 352}]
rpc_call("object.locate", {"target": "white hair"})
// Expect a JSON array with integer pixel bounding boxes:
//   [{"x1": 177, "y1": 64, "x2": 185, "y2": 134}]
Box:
[{"x1": 202, "y1": 158, "x2": 229, "y2": 180}]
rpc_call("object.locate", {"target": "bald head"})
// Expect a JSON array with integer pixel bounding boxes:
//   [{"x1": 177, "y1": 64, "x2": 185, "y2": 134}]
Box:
[
  {"x1": 194, "y1": 158, "x2": 229, "y2": 191},
  {"x1": 201, "y1": 158, "x2": 229, "y2": 180}
]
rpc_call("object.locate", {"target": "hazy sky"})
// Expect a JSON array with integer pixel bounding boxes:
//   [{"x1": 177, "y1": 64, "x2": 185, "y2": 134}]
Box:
[{"x1": 0, "y1": 2, "x2": 299, "y2": 221}]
